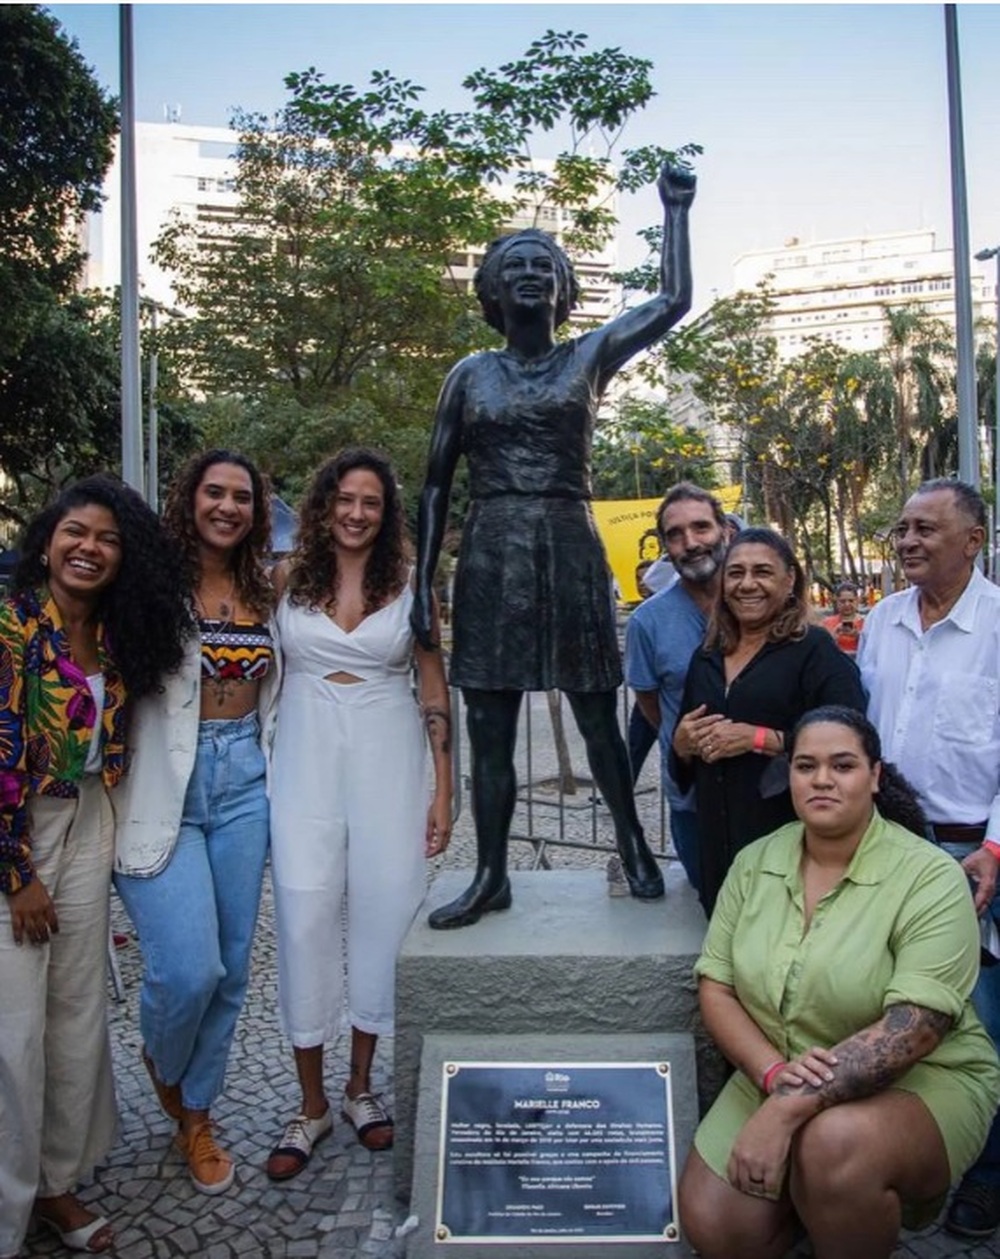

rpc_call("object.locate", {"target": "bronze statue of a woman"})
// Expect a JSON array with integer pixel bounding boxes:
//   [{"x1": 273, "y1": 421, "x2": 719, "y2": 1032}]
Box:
[{"x1": 412, "y1": 163, "x2": 696, "y2": 929}]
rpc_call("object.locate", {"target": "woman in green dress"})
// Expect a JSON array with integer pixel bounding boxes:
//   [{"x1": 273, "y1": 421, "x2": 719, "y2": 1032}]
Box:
[{"x1": 679, "y1": 706, "x2": 1000, "y2": 1259}]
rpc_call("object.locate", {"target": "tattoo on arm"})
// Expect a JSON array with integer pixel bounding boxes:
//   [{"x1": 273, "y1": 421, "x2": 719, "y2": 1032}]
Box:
[
  {"x1": 424, "y1": 706, "x2": 451, "y2": 755},
  {"x1": 774, "y1": 1004, "x2": 952, "y2": 1107}
]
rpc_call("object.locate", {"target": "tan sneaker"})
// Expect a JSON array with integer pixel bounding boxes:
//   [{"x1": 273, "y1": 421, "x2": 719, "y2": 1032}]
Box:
[{"x1": 175, "y1": 1120, "x2": 235, "y2": 1195}]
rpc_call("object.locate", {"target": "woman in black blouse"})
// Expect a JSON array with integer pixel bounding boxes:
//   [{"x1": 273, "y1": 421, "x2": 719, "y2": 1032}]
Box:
[{"x1": 672, "y1": 528, "x2": 865, "y2": 915}]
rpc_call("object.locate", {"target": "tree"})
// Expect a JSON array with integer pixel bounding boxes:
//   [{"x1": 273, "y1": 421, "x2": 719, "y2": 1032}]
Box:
[
  {"x1": 0, "y1": 6, "x2": 120, "y2": 523},
  {"x1": 154, "y1": 31, "x2": 699, "y2": 500},
  {"x1": 880, "y1": 304, "x2": 955, "y2": 499},
  {"x1": 591, "y1": 396, "x2": 716, "y2": 499}
]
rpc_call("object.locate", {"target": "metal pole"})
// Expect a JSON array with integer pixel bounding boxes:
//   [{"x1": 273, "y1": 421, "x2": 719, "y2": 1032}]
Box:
[
  {"x1": 995, "y1": 256, "x2": 1000, "y2": 577},
  {"x1": 147, "y1": 303, "x2": 159, "y2": 513},
  {"x1": 978, "y1": 248, "x2": 1000, "y2": 577},
  {"x1": 945, "y1": 5, "x2": 979, "y2": 487},
  {"x1": 119, "y1": 4, "x2": 144, "y2": 493}
]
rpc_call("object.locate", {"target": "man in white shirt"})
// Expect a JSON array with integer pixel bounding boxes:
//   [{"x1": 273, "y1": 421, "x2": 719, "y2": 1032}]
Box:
[{"x1": 858, "y1": 478, "x2": 1000, "y2": 1238}]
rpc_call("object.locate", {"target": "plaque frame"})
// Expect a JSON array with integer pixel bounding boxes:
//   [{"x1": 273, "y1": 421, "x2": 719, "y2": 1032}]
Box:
[{"x1": 434, "y1": 1059, "x2": 679, "y2": 1245}]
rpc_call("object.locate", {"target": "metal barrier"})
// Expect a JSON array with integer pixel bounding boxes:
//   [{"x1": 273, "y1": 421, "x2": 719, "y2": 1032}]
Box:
[{"x1": 448, "y1": 685, "x2": 670, "y2": 871}]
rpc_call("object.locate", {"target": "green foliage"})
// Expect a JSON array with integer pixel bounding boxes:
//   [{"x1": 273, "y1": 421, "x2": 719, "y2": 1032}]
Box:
[
  {"x1": 0, "y1": 6, "x2": 119, "y2": 529},
  {"x1": 155, "y1": 31, "x2": 699, "y2": 501},
  {"x1": 0, "y1": 5, "x2": 117, "y2": 314},
  {"x1": 676, "y1": 284, "x2": 963, "y2": 584},
  {"x1": 593, "y1": 396, "x2": 716, "y2": 499},
  {"x1": 881, "y1": 304, "x2": 955, "y2": 495}
]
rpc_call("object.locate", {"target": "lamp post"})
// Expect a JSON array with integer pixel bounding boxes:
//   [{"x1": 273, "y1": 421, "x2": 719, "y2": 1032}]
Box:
[
  {"x1": 945, "y1": 5, "x2": 979, "y2": 487},
  {"x1": 975, "y1": 245, "x2": 1000, "y2": 578},
  {"x1": 139, "y1": 297, "x2": 186, "y2": 514}
]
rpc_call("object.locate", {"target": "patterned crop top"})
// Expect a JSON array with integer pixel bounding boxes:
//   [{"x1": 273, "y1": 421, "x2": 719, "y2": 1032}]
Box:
[{"x1": 199, "y1": 619, "x2": 274, "y2": 683}]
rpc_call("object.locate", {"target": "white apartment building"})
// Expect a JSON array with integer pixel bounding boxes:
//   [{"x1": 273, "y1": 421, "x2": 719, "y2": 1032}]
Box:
[
  {"x1": 82, "y1": 121, "x2": 620, "y2": 325},
  {"x1": 658, "y1": 227, "x2": 998, "y2": 481},
  {"x1": 731, "y1": 228, "x2": 995, "y2": 361}
]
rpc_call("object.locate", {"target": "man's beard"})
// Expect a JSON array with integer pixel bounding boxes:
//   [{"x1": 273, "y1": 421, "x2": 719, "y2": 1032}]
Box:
[{"x1": 676, "y1": 540, "x2": 725, "y2": 584}]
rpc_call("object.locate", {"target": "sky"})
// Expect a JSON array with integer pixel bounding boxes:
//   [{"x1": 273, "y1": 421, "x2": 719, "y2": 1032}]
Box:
[{"x1": 45, "y1": 2, "x2": 1000, "y2": 314}]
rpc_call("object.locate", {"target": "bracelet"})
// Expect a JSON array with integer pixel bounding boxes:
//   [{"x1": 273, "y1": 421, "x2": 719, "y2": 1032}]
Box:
[
  {"x1": 761, "y1": 1060, "x2": 787, "y2": 1094},
  {"x1": 752, "y1": 726, "x2": 769, "y2": 753},
  {"x1": 983, "y1": 839, "x2": 1000, "y2": 861}
]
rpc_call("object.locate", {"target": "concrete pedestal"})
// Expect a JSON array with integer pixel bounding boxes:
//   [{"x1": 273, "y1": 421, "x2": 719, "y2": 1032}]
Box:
[{"x1": 394, "y1": 865, "x2": 722, "y2": 1208}]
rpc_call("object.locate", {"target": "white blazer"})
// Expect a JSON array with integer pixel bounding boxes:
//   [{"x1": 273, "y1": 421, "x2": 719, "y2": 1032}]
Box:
[{"x1": 111, "y1": 621, "x2": 282, "y2": 877}]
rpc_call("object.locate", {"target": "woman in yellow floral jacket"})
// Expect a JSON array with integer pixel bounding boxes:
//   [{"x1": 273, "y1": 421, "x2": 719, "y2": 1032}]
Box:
[{"x1": 0, "y1": 476, "x2": 188, "y2": 1259}]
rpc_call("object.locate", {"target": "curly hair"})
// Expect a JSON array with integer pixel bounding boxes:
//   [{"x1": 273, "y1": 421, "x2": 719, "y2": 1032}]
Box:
[
  {"x1": 704, "y1": 527, "x2": 809, "y2": 654},
  {"x1": 789, "y1": 706, "x2": 928, "y2": 837},
  {"x1": 286, "y1": 447, "x2": 408, "y2": 613},
  {"x1": 13, "y1": 475, "x2": 191, "y2": 699},
  {"x1": 474, "y1": 229, "x2": 581, "y2": 334},
  {"x1": 162, "y1": 450, "x2": 274, "y2": 618}
]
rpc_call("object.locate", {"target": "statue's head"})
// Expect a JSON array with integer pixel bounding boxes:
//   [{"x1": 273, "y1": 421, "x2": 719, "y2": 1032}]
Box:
[{"x1": 474, "y1": 229, "x2": 581, "y2": 334}]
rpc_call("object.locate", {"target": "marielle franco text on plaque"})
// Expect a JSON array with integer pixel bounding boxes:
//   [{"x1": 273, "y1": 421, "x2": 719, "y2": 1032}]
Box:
[{"x1": 435, "y1": 1062, "x2": 678, "y2": 1244}]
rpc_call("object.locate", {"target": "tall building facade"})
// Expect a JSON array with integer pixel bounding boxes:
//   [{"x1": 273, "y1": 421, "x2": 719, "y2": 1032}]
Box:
[
  {"x1": 731, "y1": 228, "x2": 995, "y2": 361},
  {"x1": 81, "y1": 122, "x2": 620, "y2": 324}
]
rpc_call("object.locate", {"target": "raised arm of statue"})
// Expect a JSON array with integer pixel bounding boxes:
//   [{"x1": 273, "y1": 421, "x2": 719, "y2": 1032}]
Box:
[
  {"x1": 591, "y1": 161, "x2": 696, "y2": 391},
  {"x1": 412, "y1": 359, "x2": 467, "y2": 650}
]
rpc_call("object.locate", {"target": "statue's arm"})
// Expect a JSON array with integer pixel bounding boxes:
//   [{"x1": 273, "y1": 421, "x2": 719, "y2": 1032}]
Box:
[
  {"x1": 412, "y1": 360, "x2": 468, "y2": 650},
  {"x1": 592, "y1": 163, "x2": 696, "y2": 388}
]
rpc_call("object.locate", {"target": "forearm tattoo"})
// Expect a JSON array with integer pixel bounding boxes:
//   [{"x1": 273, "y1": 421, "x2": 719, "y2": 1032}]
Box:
[
  {"x1": 774, "y1": 1004, "x2": 952, "y2": 1107},
  {"x1": 424, "y1": 705, "x2": 451, "y2": 755}
]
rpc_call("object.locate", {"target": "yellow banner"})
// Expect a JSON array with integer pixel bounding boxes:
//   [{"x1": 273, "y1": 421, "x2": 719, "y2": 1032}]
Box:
[
  {"x1": 592, "y1": 486, "x2": 742, "y2": 603},
  {"x1": 591, "y1": 498, "x2": 664, "y2": 603}
]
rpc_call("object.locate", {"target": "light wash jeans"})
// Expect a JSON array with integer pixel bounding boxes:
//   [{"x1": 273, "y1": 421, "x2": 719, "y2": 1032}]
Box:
[
  {"x1": 938, "y1": 837, "x2": 1000, "y2": 1184},
  {"x1": 115, "y1": 712, "x2": 268, "y2": 1112}
]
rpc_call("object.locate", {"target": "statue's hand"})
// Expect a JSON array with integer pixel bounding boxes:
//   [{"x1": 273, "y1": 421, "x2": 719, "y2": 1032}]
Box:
[
  {"x1": 658, "y1": 162, "x2": 697, "y2": 208},
  {"x1": 411, "y1": 587, "x2": 437, "y2": 651}
]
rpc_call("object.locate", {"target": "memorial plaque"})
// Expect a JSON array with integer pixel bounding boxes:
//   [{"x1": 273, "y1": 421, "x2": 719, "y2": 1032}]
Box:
[{"x1": 435, "y1": 1061, "x2": 678, "y2": 1244}]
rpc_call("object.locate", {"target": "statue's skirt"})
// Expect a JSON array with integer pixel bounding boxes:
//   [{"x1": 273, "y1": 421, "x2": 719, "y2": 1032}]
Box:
[{"x1": 449, "y1": 495, "x2": 622, "y2": 694}]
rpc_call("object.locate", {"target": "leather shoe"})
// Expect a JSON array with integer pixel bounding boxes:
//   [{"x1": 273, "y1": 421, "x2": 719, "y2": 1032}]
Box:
[
  {"x1": 945, "y1": 1177, "x2": 1000, "y2": 1238},
  {"x1": 428, "y1": 877, "x2": 512, "y2": 929},
  {"x1": 266, "y1": 1108, "x2": 333, "y2": 1181}
]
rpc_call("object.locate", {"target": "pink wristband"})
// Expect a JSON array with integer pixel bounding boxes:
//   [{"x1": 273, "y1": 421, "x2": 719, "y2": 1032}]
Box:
[
  {"x1": 753, "y1": 726, "x2": 769, "y2": 753},
  {"x1": 761, "y1": 1060, "x2": 786, "y2": 1094},
  {"x1": 983, "y1": 839, "x2": 1000, "y2": 861}
]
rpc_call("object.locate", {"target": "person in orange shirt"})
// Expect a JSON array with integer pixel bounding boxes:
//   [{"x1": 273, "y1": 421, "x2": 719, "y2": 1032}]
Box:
[{"x1": 822, "y1": 582, "x2": 862, "y2": 656}]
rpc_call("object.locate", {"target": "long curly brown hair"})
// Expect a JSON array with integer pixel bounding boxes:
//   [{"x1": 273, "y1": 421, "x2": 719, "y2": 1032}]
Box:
[
  {"x1": 162, "y1": 450, "x2": 274, "y2": 618},
  {"x1": 704, "y1": 527, "x2": 808, "y2": 654},
  {"x1": 286, "y1": 447, "x2": 408, "y2": 613}
]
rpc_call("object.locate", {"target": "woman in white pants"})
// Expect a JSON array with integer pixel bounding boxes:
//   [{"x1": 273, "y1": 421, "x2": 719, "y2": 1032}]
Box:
[{"x1": 265, "y1": 448, "x2": 452, "y2": 1181}]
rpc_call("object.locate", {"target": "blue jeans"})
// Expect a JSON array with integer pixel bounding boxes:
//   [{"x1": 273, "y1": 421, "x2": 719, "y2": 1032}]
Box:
[
  {"x1": 670, "y1": 808, "x2": 701, "y2": 896},
  {"x1": 938, "y1": 838, "x2": 1000, "y2": 1184},
  {"x1": 115, "y1": 712, "x2": 269, "y2": 1111}
]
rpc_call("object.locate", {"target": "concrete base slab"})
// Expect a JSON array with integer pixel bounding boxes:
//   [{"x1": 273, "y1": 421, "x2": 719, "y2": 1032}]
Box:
[
  {"x1": 406, "y1": 1032, "x2": 697, "y2": 1259},
  {"x1": 395, "y1": 867, "x2": 721, "y2": 1203}
]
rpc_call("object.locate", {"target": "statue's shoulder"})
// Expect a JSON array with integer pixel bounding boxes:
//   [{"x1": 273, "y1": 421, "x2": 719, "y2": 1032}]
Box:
[{"x1": 446, "y1": 349, "x2": 496, "y2": 383}]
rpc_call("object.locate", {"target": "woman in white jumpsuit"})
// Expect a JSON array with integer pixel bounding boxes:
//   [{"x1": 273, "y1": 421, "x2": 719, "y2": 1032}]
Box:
[{"x1": 266, "y1": 448, "x2": 452, "y2": 1180}]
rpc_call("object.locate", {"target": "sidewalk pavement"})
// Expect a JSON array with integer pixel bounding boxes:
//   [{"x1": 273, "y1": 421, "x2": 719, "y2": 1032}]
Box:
[{"x1": 25, "y1": 710, "x2": 1000, "y2": 1257}]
